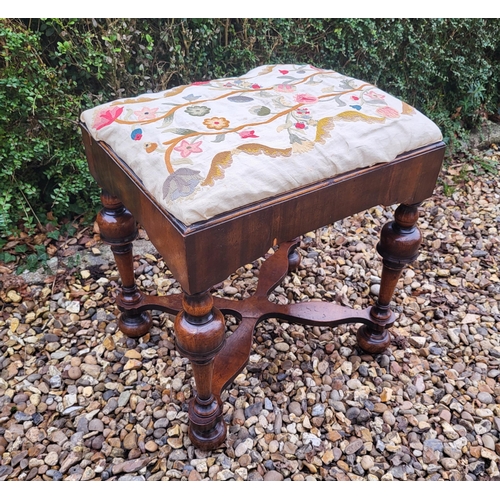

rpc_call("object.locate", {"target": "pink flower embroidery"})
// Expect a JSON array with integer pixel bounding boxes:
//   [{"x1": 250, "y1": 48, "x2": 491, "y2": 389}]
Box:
[
  {"x1": 376, "y1": 106, "x2": 400, "y2": 119},
  {"x1": 173, "y1": 140, "x2": 203, "y2": 158},
  {"x1": 94, "y1": 106, "x2": 123, "y2": 130},
  {"x1": 350, "y1": 96, "x2": 360, "y2": 101},
  {"x1": 279, "y1": 70, "x2": 289, "y2": 75},
  {"x1": 134, "y1": 106, "x2": 159, "y2": 120},
  {"x1": 251, "y1": 84, "x2": 261, "y2": 89},
  {"x1": 295, "y1": 123, "x2": 306, "y2": 129},
  {"x1": 239, "y1": 130, "x2": 259, "y2": 139},
  {"x1": 365, "y1": 90, "x2": 386, "y2": 100},
  {"x1": 294, "y1": 93, "x2": 318, "y2": 105},
  {"x1": 192, "y1": 81, "x2": 210, "y2": 86},
  {"x1": 296, "y1": 108, "x2": 310, "y2": 116},
  {"x1": 274, "y1": 84, "x2": 296, "y2": 93}
]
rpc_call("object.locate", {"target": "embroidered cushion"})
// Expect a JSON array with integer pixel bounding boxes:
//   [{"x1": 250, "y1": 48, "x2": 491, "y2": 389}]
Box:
[{"x1": 81, "y1": 64, "x2": 442, "y2": 226}]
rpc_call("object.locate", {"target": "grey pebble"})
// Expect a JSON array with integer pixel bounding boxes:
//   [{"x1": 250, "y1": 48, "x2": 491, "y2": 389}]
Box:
[
  {"x1": 311, "y1": 404, "x2": 325, "y2": 417},
  {"x1": 481, "y1": 434, "x2": 496, "y2": 451},
  {"x1": 118, "y1": 390, "x2": 131, "y2": 407},
  {"x1": 288, "y1": 401, "x2": 302, "y2": 416},
  {"x1": 346, "y1": 407, "x2": 360, "y2": 422},
  {"x1": 245, "y1": 402, "x2": 263, "y2": 418},
  {"x1": 379, "y1": 355, "x2": 390, "y2": 368},
  {"x1": 89, "y1": 419, "x2": 104, "y2": 432},
  {"x1": 358, "y1": 365, "x2": 369, "y2": 377},
  {"x1": 424, "y1": 439, "x2": 444, "y2": 452},
  {"x1": 468, "y1": 461, "x2": 485, "y2": 475},
  {"x1": 263, "y1": 470, "x2": 283, "y2": 481},
  {"x1": 477, "y1": 392, "x2": 493, "y2": 404},
  {"x1": 345, "y1": 439, "x2": 364, "y2": 455}
]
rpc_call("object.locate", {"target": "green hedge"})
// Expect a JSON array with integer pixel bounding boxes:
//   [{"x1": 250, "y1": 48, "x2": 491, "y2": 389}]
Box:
[{"x1": 1, "y1": 18, "x2": 499, "y2": 235}]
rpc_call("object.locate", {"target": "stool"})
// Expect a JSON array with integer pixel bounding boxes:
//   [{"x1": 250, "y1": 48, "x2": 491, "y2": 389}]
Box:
[{"x1": 80, "y1": 64, "x2": 445, "y2": 450}]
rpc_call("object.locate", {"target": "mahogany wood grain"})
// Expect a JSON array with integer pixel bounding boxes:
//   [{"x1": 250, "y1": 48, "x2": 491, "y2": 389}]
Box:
[
  {"x1": 115, "y1": 240, "x2": 396, "y2": 409},
  {"x1": 82, "y1": 126, "x2": 445, "y2": 295},
  {"x1": 97, "y1": 190, "x2": 151, "y2": 337},
  {"x1": 174, "y1": 292, "x2": 227, "y2": 450},
  {"x1": 81, "y1": 123, "x2": 445, "y2": 450},
  {"x1": 357, "y1": 203, "x2": 422, "y2": 352}
]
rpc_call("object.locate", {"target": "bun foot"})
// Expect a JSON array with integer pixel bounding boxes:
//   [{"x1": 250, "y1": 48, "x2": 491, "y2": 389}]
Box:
[
  {"x1": 119, "y1": 311, "x2": 152, "y2": 338},
  {"x1": 188, "y1": 409, "x2": 227, "y2": 451},
  {"x1": 356, "y1": 325, "x2": 391, "y2": 354}
]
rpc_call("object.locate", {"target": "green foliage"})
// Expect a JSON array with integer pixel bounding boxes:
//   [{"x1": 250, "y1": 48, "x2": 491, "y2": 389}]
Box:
[
  {"x1": 0, "y1": 19, "x2": 100, "y2": 236},
  {"x1": 1, "y1": 18, "x2": 499, "y2": 235},
  {"x1": 64, "y1": 252, "x2": 82, "y2": 271},
  {"x1": 16, "y1": 244, "x2": 50, "y2": 274}
]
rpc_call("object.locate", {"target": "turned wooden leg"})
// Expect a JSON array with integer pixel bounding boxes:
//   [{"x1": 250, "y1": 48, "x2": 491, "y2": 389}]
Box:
[
  {"x1": 357, "y1": 203, "x2": 422, "y2": 353},
  {"x1": 97, "y1": 190, "x2": 152, "y2": 338},
  {"x1": 174, "y1": 292, "x2": 227, "y2": 450}
]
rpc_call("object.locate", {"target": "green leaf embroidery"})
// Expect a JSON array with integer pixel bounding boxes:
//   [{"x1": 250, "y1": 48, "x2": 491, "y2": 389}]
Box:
[
  {"x1": 171, "y1": 158, "x2": 194, "y2": 165},
  {"x1": 157, "y1": 114, "x2": 174, "y2": 128},
  {"x1": 163, "y1": 128, "x2": 196, "y2": 135}
]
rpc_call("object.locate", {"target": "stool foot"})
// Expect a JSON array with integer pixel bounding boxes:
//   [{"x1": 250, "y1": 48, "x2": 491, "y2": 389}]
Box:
[
  {"x1": 97, "y1": 190, "x2": 152, "y2": 338},
  {"x1": 174, "y1": 292, "x2": 227, "y2": 450},
  {"x1": 187, "y1": 397, "x2": 227, "y2": 451},
  {"x1": 119, "y1": 311, "x2": 152, "y2": 339},
  {"x1": 356, "y1": 325, "x2": 391, "y2": 354}
]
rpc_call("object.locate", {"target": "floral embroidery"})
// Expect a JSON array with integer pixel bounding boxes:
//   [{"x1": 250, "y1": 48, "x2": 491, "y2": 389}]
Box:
[
  {"x1": 134, "y1": 106, "x2": 158, "y2": 120},
  {"x1": 239, "y1": 130, "x2": 259, "y2": 139},
  {"x1": 291, "y1": 140, "x2": 315, "y2": 154},
  {"x1": 249, "y1": 106, "x2": 271, "y2": 116},
  {"x1": 402, "y1": 102, "x2": 416, "y2": 115},
  {"x1": 173, "y1": 140, "x2": 203, "y2": 158},
  {"x1": 94, "y1": 106, "x2": 123, "y2": 130},
  {"x1": 274, "y1": 84, "x2": 296, "y2": 93},
  {"x1": 131, "y1": 128, "x2": 143, "y2": 140},
  {"x1": 84, "y1": 64, "x2": 436, "y2": 216},
  {"x1": 162, "y1": 168, "x2": 202, "y2": 200},
  {"x1": 295, "y1": 94, "x2": 319, "y2": 105},
  {"x1": 376, "y1": 106, "x2": 400, "y2": 119},
  {"x1": 227, "y1": 96, "x2": 254, "y2": 103},
  {"x1": 183, "y1": 94, "x2": 201, "y2": 102},
  {"x1": 203, "y1": 117, "x2": 230, "y2": 130},
  {"x1": 315, "y1": 117, "x2": 335, "y2": 144},
  {"x1": 296, "y1": 108, "x2": 310, "y2": 117},
  {"x1": 365, "y1": 90, "x2": 385, "y2": 100},
  {"x1": 185, "y1": 105, "x2": 211, "y2": 116}
]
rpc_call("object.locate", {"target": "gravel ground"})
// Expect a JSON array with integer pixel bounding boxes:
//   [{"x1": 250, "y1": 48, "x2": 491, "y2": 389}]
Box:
[{"x1": 1, "y1": 148, "x2": 499, "y2": 482}]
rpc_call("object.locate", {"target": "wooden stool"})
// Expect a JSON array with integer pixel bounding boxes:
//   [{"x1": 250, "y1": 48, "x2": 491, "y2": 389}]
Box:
[{"x1": 80, "y1": 64, "x2": 444, "y2": 450}]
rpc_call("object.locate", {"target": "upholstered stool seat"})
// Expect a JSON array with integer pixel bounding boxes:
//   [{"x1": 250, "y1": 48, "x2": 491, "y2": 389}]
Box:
[
  {"x1": 82, "y1": 64, "x2": 441, "y2": 225},
  {"x1": 81, "y1": 64, "x2": 445, "y2": 450}
]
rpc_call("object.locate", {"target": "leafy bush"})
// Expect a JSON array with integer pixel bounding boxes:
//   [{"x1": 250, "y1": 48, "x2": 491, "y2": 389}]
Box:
[
  {"x1": 1, "y1": 18, "x2": 499, "y2": 236},
  {"x1": 0, "y1": 19, "x2": 100, "y2": 234}
]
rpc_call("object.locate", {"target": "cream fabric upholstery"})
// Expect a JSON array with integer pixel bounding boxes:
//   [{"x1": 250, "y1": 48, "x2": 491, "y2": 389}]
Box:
[{"x1": 81, "y1": 64, "x2": 442, "y2": 226}]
